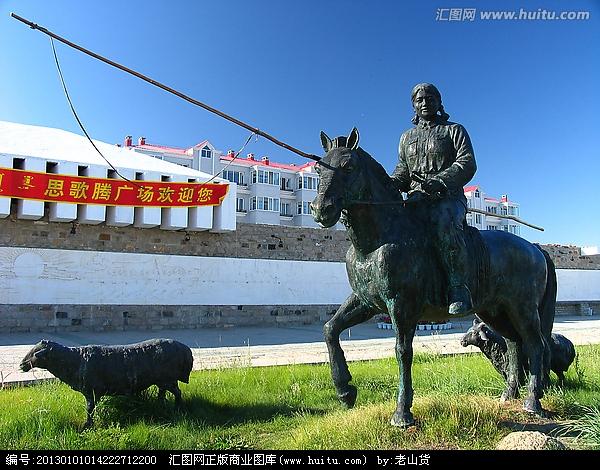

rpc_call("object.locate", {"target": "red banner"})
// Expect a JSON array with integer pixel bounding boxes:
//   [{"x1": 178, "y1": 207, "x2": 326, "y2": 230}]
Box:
[{"x1": 0, "y1": 167, "x2": 228, "y2": 208}]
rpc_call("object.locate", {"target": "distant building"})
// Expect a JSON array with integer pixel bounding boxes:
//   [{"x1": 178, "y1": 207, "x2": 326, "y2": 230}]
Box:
[
  {"x1": 464, "y1": 185, "x2": 520, "y2": 236},
  {"x1": 128, "y1": 136, "x2": 341, "y2": 229},
  {"x1": 128, "y1": 136, "x2": 519, "y2": 232}
]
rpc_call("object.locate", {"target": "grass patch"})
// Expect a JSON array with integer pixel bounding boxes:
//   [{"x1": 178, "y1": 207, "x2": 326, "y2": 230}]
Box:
[{"x1": 1, "y1": 345, "x2": 599, "y2": 450}]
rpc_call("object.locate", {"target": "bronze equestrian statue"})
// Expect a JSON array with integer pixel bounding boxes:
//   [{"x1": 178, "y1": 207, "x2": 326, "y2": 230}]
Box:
[{"x1": 311, "y1": 119, "x2": 556, "y2": 427}]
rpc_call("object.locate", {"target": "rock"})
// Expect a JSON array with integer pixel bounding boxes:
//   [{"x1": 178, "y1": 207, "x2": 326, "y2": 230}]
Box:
[{"x1": 496, "y1": 431, "x2": 567, "y2": 450}]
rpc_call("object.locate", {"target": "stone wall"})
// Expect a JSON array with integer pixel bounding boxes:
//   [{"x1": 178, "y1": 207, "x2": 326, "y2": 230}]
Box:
[
  {"x1": 555, "y1": 302, "x2": 599, "y2": 317},
  {"x1": 1, "y1": 304, "x2": 338, "y2": 333},
  {"x1": 1, "y1": 215, "x2": 597, "y2": 269},
  {"x1": 0, "y1": 214, "x2": 349, "y2": 332},
  {"x1": 541, "y1": 244, "x2": 600, "y2": 270},
  {"x1": 0, "y1": 214, "x2": 598, "y2": 332},
  {"x1": 0, "y1": 214, "x2": 349, "y2": 262}
]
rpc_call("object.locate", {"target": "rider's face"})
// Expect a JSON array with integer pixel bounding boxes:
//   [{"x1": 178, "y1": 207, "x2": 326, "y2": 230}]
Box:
[{"x1": 412, "y1": 90, "x2": 440, "y2": 121}]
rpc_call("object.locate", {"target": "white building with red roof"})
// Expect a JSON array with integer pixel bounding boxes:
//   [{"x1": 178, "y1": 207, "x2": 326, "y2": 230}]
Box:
[
  {"x1": 463, "y1": 184, "x2": 520, "y2": 235},
  {"x1": 129, "y1": 136, "x2": 342, "y2": 229}
]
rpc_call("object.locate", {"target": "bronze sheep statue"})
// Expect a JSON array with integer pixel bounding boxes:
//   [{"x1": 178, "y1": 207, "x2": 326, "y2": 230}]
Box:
[
  {"x1": 20, "y1": 338, "x2": 193, "y2": 428},
  {"x1": 461, "y1": 319, "x2": 576, "y2": 386}
]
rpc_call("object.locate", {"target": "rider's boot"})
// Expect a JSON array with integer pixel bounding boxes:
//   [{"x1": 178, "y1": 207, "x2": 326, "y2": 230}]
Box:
[{"x1": 441, "y1": 233, "x2": 473, "y2": 316}]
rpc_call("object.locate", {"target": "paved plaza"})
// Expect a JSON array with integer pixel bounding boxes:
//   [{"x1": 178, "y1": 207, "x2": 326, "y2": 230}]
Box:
[{"x1": 1, "y1": 316, "x2": 599, "y2": 386}]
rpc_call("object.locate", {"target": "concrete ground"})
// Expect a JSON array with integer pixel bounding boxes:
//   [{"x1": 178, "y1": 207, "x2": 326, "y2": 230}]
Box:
[{"x1": 1, "y1": 315, "x2": 599, "y2": 387}]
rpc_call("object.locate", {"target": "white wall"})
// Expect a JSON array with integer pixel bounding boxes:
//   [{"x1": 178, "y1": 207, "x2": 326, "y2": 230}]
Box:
[
  {"x1": 556, "y1": 269, "x2": 600, "y2": 301},
  {"x1": 0, "y1": 247, "x2": 351, "y2": 305},
  {"x1": 0, "y1": 246, "x2": 597, "y2": 306}
]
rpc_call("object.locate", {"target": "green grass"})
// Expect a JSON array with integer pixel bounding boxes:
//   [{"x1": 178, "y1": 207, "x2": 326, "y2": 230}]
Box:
[
  {"x1": 1, "y1": 345, "x2": 599, "y2": 450},
  {"x1": 561, "y1": 405, "x2": 600, "y2": 450}
]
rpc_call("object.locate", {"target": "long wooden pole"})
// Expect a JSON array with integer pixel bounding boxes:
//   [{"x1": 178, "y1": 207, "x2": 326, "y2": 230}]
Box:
[
  {"x1": 467, "y1": 207, "x2": 544, "y2": 231},
  {"x1": 10, "y1": 13, "x2": 321, "y2": 162}
]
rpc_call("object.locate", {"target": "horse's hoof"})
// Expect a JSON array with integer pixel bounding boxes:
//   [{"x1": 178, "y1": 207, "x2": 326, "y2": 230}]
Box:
[
  {"x1": 523, "y1": 398, "x2": 543, "y2": 414},
  {"x1": 390, "y1": 411, "x2": 415, "y2": 428},
  {"x1": 338, "y1": 385, "x2": 357, "y2": 409}
]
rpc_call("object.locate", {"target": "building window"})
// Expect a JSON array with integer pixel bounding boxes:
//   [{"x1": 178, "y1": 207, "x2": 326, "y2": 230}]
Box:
[
  {"x1": 475, "y1": 214, "x2": 482, "y2": 224},
  {"x1": 474, "y1": 189, "x2": 480, "y2": 198},
  {"x1": 253, "y1": 169, "x2": 280, "y2": 186},
  {"x1": 236, "y1": 198, "x2": 245, "y2": 212},
  {"x1": 201, "y1": 146, "x2": 212, "y2": 158},
  {"x1": 223, "y1": 170, "x2": 245, "y2": 186},
  {"x1": 501, "y1": 206, "x2": 508, "y2": 216},
  {"x1": 272, "y1": 198, "x2": 280, "y2": 212},
  {"x1": 298, "y1": 174, "x2": 319, "y2": 190},
  {"x1": 250, "y1": 197, "x2": 280, "y2": 212},
  {"x1": 297, "y1": 201, "x2": 312, "y2": 215},
  {"x1": 281, "y1": 177, "x2": 292, "y2": 191},
  {"x1": 280, "y1": 202, "x2": 292, "y2": 216}
]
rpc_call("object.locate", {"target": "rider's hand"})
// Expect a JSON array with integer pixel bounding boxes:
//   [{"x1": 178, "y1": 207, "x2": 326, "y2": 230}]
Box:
[{"x1": 422, "y1": 178, "x2": 447, "y2": 198}]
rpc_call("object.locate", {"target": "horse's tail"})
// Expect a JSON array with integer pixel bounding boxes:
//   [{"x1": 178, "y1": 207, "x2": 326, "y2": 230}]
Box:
[{"x1": 535, "y1": 244, "x2": 557, "y2": 339}]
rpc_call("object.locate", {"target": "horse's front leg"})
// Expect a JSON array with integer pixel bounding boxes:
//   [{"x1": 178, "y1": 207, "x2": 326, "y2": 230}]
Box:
[
  {"x1": 390, "y1": 320, "x2": 417, "y2": 428},
  {"x1": 323, "y1": 293, "x2": 373, "y2": 408}
]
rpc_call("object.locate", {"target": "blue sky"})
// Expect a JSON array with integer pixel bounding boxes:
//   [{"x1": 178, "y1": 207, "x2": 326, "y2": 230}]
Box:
[{"x1": 0, "y1": 0, "x2": 598, "y2": 247}]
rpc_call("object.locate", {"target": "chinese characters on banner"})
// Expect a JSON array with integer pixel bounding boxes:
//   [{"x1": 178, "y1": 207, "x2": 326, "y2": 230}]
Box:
[{"x1": 0, "y1": 167, "x2": 228, "y2": 207}]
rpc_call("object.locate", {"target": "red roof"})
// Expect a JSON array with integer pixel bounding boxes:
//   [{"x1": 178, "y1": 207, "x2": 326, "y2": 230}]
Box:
[
  {"x1": 131, "y1": 136, "x2": 316, "y2": 172},
  {"x1": 220, "y1": 155, "x2": 315, "y2": 172},
  {"x1": 134, "y1": 142, "x2": 190, "y2": 156},
  {"x1": 191, "y1": 140, "x2": 209, "y2": 149},
  {"x1": 463, "y1": 185, "x2": 480, "y2": 193},
  {"x1": 484, "y1": 197, "x2": 499, "y2": 202}
]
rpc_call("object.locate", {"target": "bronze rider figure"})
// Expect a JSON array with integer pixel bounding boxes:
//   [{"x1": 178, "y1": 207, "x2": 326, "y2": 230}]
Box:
[{"x1": 391, "y1": 83, "x2": 477, "y2": 315}]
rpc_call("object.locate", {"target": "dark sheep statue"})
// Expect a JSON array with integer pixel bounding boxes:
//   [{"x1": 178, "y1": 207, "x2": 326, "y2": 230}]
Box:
[
  {"x1": 461, "y1": 319, "x2": 576, "y2": 385},
  {"x1": 460, "y1": 319, "x2": 515, "y2": 382},
  {"x1": 547, "y1": 333, "x2": 577, "y2": 383},
  {"x1": 20, "y1": 338, "x2": 193, "y2": 428}
]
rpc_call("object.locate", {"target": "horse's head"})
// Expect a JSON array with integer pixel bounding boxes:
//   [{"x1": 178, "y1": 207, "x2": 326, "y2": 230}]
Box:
[{"x1": 311, "y1": 127, "x2": 365, "y2": 228}]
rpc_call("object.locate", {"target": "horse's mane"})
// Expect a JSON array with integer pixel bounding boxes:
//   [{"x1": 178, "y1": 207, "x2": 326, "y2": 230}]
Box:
[{"x1": 355, "y1": 147, "x2": 403, "y2": 202}]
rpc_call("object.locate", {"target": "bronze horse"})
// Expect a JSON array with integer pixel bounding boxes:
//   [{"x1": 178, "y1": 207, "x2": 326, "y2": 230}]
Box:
[{"x1": 311, "y1": 128, "x2": 557, "y2": 427}]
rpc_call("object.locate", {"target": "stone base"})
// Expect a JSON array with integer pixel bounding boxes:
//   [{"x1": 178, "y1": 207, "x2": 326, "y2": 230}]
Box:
[
  {"x1": 0, "y1": 304, "x2": 339, "y2": 333},
  {"x1": 556, "y1": 301, "x2": 599, "y2": 316}
]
